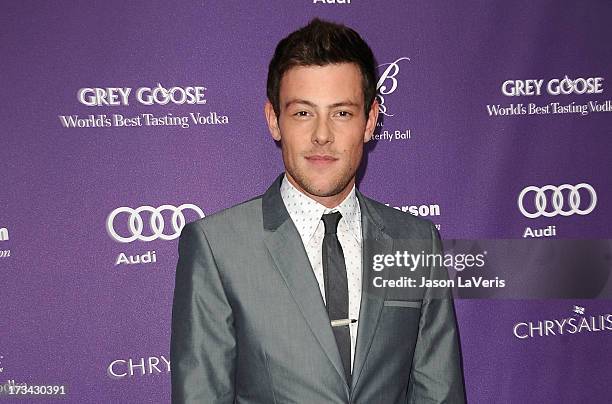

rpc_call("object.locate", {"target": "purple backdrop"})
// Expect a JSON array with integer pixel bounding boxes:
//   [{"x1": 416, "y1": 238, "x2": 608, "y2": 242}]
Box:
[{"x1": 2, "y1": 1, "x2": 611, "y2": 402}]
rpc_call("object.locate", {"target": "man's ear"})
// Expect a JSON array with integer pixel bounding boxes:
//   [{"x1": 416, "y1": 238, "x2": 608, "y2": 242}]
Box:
[
  {"x1": 363, "y1": 98, "x2": 379, "y2": 143},
  {"x1": 264, "y1": 101, "x2": 282, "y2": 141}
]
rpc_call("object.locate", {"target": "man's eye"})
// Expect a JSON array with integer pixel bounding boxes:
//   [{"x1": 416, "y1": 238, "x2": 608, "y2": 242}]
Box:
[
  {"x1": 336, "y1": 111, "x2": 352, "y2": 117},
  {"x1": 294, "y1": 111, "x2": 309, "y2": 117}
]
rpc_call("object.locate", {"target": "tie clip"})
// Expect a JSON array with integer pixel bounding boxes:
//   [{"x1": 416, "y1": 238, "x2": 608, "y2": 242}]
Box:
[{"x1": 331, "y1": 318, "x2": 357, "y2": 327}]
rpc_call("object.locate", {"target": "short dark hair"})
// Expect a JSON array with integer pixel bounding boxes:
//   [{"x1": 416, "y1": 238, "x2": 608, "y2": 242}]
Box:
[{"x1": 266, "y1": 18, "x2": 377, "y2": 117}]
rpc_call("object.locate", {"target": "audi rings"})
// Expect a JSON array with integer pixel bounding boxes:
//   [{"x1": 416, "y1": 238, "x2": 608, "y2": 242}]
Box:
[
  {"x1": 518, "y1": 183, "x2": 597, "y2": 219},
  {"x1": 106, "y1": 204, "x2": 205, "y2": 243}
]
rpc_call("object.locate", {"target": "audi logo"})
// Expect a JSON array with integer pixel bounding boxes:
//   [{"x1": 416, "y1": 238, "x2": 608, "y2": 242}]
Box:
[
  {"x1": 106, "y1": 204, "x2": 205, "y2": 243},
  {"x1": 517, "y1": 183, "x2": 597, "y2": 219}
]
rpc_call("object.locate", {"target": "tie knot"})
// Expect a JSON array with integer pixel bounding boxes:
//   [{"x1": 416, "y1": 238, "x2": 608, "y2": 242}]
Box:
[{"x1": 322, "y1": 211, "x2": 342, "y2": 235}]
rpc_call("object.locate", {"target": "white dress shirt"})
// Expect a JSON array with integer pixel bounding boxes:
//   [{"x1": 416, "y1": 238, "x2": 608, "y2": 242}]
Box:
[{"x1": 280, "y1": 174, "x2": 362, "y2": 370}]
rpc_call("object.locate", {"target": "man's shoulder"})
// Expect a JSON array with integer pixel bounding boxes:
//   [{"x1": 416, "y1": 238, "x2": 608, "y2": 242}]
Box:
[
  {"x1": 186, "y1": 194, "x2": 264, "y2": 234},
  {"x1": 360, "y1": 193, "x2": 436, "y2": 240}
]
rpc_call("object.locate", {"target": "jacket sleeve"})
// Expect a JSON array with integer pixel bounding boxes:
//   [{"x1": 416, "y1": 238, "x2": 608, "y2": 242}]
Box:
[
  {"x1": 170, "y1": 221, "x2": 236, "y2": 403},
  {"x1": 407, "y1": 223, "x2": 466, "y2": 403}
]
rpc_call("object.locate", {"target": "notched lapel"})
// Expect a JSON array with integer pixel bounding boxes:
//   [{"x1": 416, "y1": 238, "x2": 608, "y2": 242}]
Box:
[
  {"x1": 261, "y1": 174, "x2": 349, "y2": 389},
  {"x1": 351, "y1": 192, "x2": 393, "y2": 392}
]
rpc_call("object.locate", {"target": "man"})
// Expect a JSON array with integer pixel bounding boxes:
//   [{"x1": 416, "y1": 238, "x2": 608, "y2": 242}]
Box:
[{"x1": 171, "y1": 18, "x2": 465, "y2": 403}]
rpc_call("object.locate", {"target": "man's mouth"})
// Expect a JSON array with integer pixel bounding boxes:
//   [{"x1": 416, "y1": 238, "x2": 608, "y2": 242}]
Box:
[
  {"x1": 306, "y1": 154, "x2": 338, "y2": 163},
  {"x1": 305, "y1": 154, "x2": 339, "y2": 166}
]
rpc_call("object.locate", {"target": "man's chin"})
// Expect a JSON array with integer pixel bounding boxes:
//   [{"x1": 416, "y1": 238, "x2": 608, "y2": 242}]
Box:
[
  {"x1": 303, "y1": 179, "x2": 350, "y2": 198},
  {"x1": 286, "y1": 168, "x2": 353, "y2": 198}
]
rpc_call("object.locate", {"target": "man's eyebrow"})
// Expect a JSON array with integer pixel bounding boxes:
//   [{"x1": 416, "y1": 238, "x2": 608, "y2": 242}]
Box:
[
  {"x1": 285, "y1": 99, "x2": 317, "y2": 109},
  {"x1": 329, "y1": 100, "x2": 360, "y2": 108},
  {"x1": 284, "y1": 99, "x2": 361, "y2": 109}
]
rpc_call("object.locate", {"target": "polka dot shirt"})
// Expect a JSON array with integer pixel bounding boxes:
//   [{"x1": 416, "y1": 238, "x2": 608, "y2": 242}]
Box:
[{"x1": 280, "y1": 174, "x2": 362, "y2": 370}]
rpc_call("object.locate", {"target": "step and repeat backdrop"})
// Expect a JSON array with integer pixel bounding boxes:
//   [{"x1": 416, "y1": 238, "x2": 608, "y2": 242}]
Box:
[{"x1": 2, "y1": 1, "x2": 611, "y2": 403}]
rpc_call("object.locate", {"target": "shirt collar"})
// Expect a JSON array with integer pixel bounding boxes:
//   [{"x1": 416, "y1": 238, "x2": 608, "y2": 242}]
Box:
[{"x1": 280, "y1": 174, "x2": 361, "y2": 244}]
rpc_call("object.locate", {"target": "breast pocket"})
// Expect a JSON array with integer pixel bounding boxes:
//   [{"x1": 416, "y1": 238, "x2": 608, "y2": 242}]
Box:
[
  {"x1": 383, "y1": 300, "x2": 422, "y2": 309},
  {"x1": 372, "y1": 300, "x2": 422, "y2": 368},
  {"x1": 379, "y1": 300, "x2": 422, "y2": 338}
]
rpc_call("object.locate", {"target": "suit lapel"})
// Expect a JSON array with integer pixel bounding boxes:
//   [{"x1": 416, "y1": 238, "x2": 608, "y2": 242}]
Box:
[
  {"x1": 351, "y1": 190, "x2": 393, "y2": 392},
  {"x1": 261, "y1": 174, "x2": 349, "y2": 388}
]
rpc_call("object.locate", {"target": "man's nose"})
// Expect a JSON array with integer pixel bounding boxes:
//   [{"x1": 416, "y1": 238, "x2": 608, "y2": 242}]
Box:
[{"x1": 312, "y1": 117, "x2": 333, "y2": 145}]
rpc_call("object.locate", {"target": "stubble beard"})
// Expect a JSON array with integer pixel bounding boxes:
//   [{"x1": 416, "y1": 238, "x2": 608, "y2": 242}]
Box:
[
  {"x1": 287, "y1": 161, "x2": 357, "y2": 198},
  {"x1": 280, "y1": 139, "x2": 363, "y2": 199}
]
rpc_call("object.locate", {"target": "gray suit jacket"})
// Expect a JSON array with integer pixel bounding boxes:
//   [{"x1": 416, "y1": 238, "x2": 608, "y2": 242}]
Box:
[{"x1": 171, "y1": 173, "x2": 465, "y2": 403}]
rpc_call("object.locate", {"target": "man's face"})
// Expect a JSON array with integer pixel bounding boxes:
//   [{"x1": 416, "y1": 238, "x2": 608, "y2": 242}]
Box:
[{"x1": 265, "y1": 63, "x2": 378, "y2": 205}]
